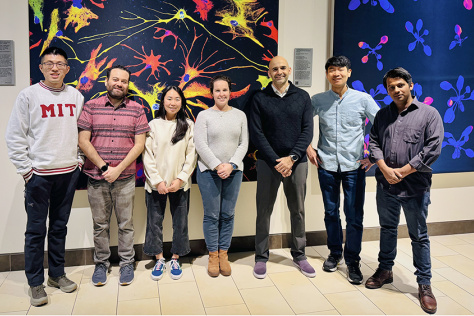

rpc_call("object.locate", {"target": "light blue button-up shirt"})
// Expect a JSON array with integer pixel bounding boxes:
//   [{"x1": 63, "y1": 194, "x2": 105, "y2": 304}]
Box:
[{"x1": 312, "y1": 87, "x2": 379, "y2": 172}]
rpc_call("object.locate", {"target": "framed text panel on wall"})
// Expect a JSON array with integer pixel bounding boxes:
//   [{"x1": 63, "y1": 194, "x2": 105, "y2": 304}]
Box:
[
  {"x1": 333, "y1": 0, "x2": 474, "y2": 174},
  {"x1": 28, "y1": 0, "x2": 279, "y2": 185}
]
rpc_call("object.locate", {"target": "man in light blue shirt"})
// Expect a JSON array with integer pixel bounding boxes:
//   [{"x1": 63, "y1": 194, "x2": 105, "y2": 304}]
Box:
[{"x1": 307, "y1": 56, "x2": 379, "y2": 284}]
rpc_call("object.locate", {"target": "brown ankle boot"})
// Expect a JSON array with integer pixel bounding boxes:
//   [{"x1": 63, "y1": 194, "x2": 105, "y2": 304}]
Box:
[
  {"x1": 219, "y1": 249, "x2": 231, "y2": 276},
  {"x1": 208, "y1": 251, "x2": 219, "y2": 277}
]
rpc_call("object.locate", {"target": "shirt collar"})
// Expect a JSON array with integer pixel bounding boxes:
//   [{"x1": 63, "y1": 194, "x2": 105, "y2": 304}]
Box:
[
  {"x1": 271, "y1": 82, "x2": 290, "y2": 98},
  {"x1": 329, "y1": 86, "x2": 350, "y2": 100},
  {"x1": 390, "y1": 96, "x2": 420, "y2": 115},
  {"x1": 105, "y1": 94, "x2": 127, "y2": 108}
]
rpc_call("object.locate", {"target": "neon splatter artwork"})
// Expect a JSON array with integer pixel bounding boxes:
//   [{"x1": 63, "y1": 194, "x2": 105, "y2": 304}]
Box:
[
  {"x1": 193, "y1": 0, "x2": 214, "y2": 21},
  {"x1": 75, "y1": 44, "x2": 116, "y2": 92},
  {"x1": 29, "y1": 0, "x2": 278, "y2": 185},
  {"x1": 464, "y1": 0, "x2": 473, "y2": 10},
  {"x1": 349, "y1": 0, "x2": 394, "y2": 13},
  {"x1": 215, "y1": 0, "x2": 266, "y2": 47},
  {"x1": 358, "y1": 35, "x2": 388, "y2": 71},
  {"x1": 442, "y1": 126, "x2": 474, "y2": 159},
  {"x1": 64, "y1": 4, "x2": 99, "y2": 33},
  {"x1": 405, "y1": 19, "x2": 432, "y2": 56},
  {"x1": 440, "y1": 75, "x2": 474, "y2": 123},
  {"x1": 29, "y1": 0, "x2": 44, "y2": 30},
  {"x1": 449, "y1": 24, "x2": 468, "y2": 50}
]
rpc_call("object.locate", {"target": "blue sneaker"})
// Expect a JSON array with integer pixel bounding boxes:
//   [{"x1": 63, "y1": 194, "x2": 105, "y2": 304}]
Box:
[
  {"x1": 169, "y1": 258, "x2": 183, "y2": 280},
  {"x1": 119, "y1": 263, "x2": 134, "y2": 286},
  {"x1": 92, "y1": 263, "x2": 108, "y2": 286},
  {"x1": 151, "y1": 258, "x2": 166, "y2": 281}
]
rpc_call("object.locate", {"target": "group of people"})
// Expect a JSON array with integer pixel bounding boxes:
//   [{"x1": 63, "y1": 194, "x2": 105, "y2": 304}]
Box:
[{"x1": 6, "y1": 46, "x2": 443, "y2": 314}]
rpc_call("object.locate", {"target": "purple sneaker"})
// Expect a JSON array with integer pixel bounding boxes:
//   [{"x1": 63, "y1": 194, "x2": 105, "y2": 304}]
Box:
[
  {"x1": 293, "y1": 259, "x2": 316, "y2": 278},
  {"x1": 253, "y1": 261, "x2": 267, "y2": 279}
]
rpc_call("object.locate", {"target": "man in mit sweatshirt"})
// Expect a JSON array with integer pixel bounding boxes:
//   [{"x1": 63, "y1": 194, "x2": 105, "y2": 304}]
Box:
[
  {"x1": 6, "y1": 46, "x2": 84, "y2": 306},
  {"x1": 249, "y1": 56, "x2": 315, "y2": 279}
]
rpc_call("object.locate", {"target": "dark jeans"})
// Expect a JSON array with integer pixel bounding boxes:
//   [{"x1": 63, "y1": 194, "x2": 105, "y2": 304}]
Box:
[
  {"x1": 317, "y1": 167, "x2": 366, "y2": 265},
  {"x1": 144, "y1": 189, "x2": 191, "y2": 257},
  {"x1": 24, "y1": 168, "x2": 80, "y2": 286},
  {"x1": 255, "y1": 160, "x2": 308, "y2": 262},
  {"x1": 196, "y1": 166, "x2": 243, "y2": 252},
  {"x1": 376, "y1": 184, "x2": 432, "y2": 285}
]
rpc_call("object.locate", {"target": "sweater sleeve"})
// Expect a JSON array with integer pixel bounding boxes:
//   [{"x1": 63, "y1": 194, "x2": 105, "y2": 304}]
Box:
[
  {"x1": 76, "y1": 94, "x2": 85, "y2": 168},
  {"x1": 229, "y1": 112, "x2": 249, "y2": 169},
  {"x1": 177, "y1": 121, "x2": 198, "y2": 184},
  {"x1": 289, "y1": 93, "x2": 314, "y2": 160},
  {"x1": 5, "y1": 91, "x2": 33, "y2": 180},
  {"x1": 194, "y1": 111, "x2": 222, "y2": 170},
  {"x1": 143, "y1": 127, "x2": 164, "y2": 188},
  {"x1": 248, "y1": 94, "x2": 280, "y2": 165}
]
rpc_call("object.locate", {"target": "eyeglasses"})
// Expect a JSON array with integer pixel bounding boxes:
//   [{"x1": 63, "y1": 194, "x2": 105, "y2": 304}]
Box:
[{"x1": 41, "y1": 62, "x2": 68, "y2": 69}]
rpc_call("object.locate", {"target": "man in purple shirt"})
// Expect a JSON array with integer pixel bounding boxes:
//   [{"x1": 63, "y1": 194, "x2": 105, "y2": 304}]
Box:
[
  {"x1": 78, "y1": 65, "x2": 150, "y2": 287},
  {"x1": 367, "y1": 67, "x2": 443, "y2": 314}
]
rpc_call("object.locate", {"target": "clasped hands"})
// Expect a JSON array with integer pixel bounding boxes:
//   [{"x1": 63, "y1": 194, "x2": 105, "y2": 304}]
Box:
[
  {"x1": 275, "y1": 156, "x2": 293, "y2": 177},
  {"x1": 156, "y1": 179, "x2": 184, "y2": 194},
  {"x1": 216, "y1": 163, "x2": 234, "y2": 179}
]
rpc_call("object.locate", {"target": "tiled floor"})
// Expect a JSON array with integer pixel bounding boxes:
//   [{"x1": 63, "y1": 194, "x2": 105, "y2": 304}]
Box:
[{"x1": 1, "y1": 234, "x2": 473, "y2": 315}]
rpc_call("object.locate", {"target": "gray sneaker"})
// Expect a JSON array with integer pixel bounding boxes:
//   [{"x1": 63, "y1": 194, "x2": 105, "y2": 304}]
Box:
[
  {"x1": 47, "y1": 274, "x2": 77, "y2": 293},
  {"x1": 28, "y1": 285, "x2": 48, "y2": 306},
  {"x1": 119, "y1": 263, "x2": 135, "y2": 285},
  {"x1": 323, "y1": 254, "x2": 343, "y2": 272}
]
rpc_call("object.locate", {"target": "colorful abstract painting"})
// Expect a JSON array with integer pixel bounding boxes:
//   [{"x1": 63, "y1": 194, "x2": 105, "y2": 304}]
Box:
[
  {"x1": 334, "y1": 0, "x2": 474, "y2": 173},
  {"x1": 28, "y1": 0, "x2": 279, "y2": 186}
]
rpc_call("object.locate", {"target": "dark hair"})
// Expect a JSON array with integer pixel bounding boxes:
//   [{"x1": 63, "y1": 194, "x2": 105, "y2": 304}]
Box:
[
  {"x1": 209, "y1": 75, "x2": 232, "y2": 94},
  {"x1": 156, "y1": 86, "x2": 189, "y2": 144},
  {"x1": 383, "y1": 67, "x2": 413, "y2": 89},
  {"x1": 106, "y1": 65, "x2": 131, "y2": 81},
  {"x1": 40, "y1": 46, "x2": 68, "y2": 63},
  {"x1": 325, "y1": 55, "x2": 351, "y2": 71}
]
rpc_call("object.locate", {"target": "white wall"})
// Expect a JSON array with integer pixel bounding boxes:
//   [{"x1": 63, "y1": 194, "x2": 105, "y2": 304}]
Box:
[{"x1": 1, "y1": 0, "x2": 473, "y2": 255}]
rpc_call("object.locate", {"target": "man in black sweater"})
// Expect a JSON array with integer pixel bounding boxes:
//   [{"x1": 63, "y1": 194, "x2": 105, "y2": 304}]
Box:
[{"x1": 249, "y1": 56, "x2": 314, "y2": 279}]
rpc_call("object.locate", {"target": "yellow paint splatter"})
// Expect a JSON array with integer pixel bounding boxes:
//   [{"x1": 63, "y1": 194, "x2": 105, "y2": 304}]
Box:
[
  {"x1": 257, "y1": 75, "x2": 272, "y2": 89},
  {"x1": 64, "y1": 5, "x2": 98, "y2": 33},
  {"x1": 29, "y1": 0, "x2": 44, "y2": 30}
]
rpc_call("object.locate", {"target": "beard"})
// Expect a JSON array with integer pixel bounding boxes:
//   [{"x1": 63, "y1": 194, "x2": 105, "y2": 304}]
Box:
[{"x1": 107, "y1": 86, "x2": 127, "y2": 100}]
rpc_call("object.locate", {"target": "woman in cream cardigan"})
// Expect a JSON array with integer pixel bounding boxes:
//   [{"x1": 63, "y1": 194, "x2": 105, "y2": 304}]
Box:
[{"x1": 143, "y1": 86, "x2": 197, "y2": 281}]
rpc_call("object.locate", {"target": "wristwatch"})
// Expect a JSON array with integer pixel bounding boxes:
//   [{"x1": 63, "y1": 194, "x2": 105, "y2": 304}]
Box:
[
  {"x1": 100, "y1": 163, "x2": 109, "y2": 173},
  {"x1": 289, "y1": 155, "x2": 298, "y2": 163},
  {"x1": 230, "y1": 163, "x2": 238, "y2": 170}
]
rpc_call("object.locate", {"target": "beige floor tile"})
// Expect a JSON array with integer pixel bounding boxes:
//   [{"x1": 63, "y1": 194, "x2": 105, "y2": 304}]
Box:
[
  {"x1": 269, "y1": 271, "x2": 333, "y2": 314},
  {"x1": 266, "y1": 249, "x2": 299, "y2": 274},
  {"x1": 118, "y1": 269, "x2": 159, "y2": 301},
  {"x1": 205, "y1": 304, "x2": 250, "y2": 315},
  {"x1": 432, "y1": 280, "x2": 474, "y2": 313},
  {"x1": 0, "y1": 271, "x2": 31, "y2": 313},
  {"x1": 240, "y1": 286, "x2": 294, "y2": 315},
  {"x1": 159, "y1": 281, "x2": 205, "y2": 315},
  {"x1": 297, "y1": 310, "x2": 340, "y2": 315},
  {"x1": 448, "y1": 244, "x2": 474, "y2": 261},
  {"x1": 455, "y1": 233, "x2": 474, "y2": 244},
  {"x1": 430, "y1": 240, "x2": 460, "y2": 257},
  {"x1": 431, "y1": 256, "x2": 449, "y2": 269},
  {"x1": 117, "y1": 297, "x2": 161, "y2": 315},
  {"x1": 27, "y1": 291, "x2": 77, "y2": 315},
  {"x1": 324, "y1": 291, "x2": 383, "y2": 315},
  {"x1": 431, "y1": 234, "x2": 468, "y2": 246},
  {"x1": 229, "y1": 259, "x2": 275, "y2": 289},
  {"x1": 358, "y1": 285, "x2": 424, "y2": 314},
  {"x1": 0, "y1": 311, "x2": 27, "y2": 315},
  {"x1": 192, "y1": 259, "x2": 243, "y2": 308},
  {"x1": 0, "y1": 272, "x2": 9, "y2": 286},
  {"x1": 309, "y1": 266, "x2": 357, "y2": 294},
  {"x1": 436, "y1": 255, "x2": 474, "y2": 279},
  {"x1": 72, "y1": 274, "x2": 119, "y2": 315}
]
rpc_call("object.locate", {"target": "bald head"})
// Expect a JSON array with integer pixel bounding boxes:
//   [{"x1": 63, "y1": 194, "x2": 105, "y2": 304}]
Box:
[{"x1": 268, "y1": 56, "x2": 291, "y2": 90}]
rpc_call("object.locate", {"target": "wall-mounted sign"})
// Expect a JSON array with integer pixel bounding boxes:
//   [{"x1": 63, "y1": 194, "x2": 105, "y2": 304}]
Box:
[
  {"x1": 293, "y1": 48, "x2": 312, "y2": 87},
  {"x1": 0, "y1": 40, "x2": 15, "y2": 86}
]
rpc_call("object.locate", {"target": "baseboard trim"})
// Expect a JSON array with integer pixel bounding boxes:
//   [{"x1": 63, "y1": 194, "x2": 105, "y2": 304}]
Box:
[{"x1": 1, "y1": 219, "x2": 473, "y2": 272}]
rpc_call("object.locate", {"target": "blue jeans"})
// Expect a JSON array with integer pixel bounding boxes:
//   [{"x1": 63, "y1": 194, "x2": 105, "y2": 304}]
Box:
[
  {"x1": 144, "y1": 189, "x2": 191, "y2": 257},
  {"x1": 196, "y1": 166, "x2": 242, "y2": 252},
  {"x1": 318, "y1": 167, "x2": 365, "y2": 265},
  {"x1": 24, "y1": 168, "x2": 80, "y2": 286},
  {"x1": 376, "y1": 184, "x2": 432, "y2": 285}
]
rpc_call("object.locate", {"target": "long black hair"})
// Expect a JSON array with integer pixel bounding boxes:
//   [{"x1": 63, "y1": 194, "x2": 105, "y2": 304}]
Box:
[{"x1": 155, "y1": 86, "x2": 189, "y2": 144}]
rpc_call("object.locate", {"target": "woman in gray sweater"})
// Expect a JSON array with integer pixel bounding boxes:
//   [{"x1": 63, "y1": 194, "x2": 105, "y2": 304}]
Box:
[{"x1": 194, "y1": 75, "x2": 249, "y2": 277}]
